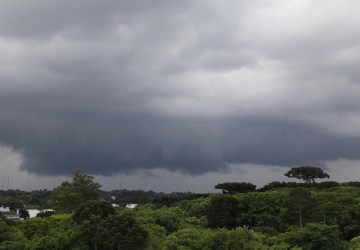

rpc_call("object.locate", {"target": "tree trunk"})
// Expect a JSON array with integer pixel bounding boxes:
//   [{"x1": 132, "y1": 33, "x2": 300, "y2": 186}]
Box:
[{"x1": 299, "y1": 208, "x2": 303, "y2": 228}]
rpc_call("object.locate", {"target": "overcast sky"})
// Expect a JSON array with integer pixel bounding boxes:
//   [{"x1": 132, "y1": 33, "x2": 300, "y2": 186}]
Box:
[{"x1": 1, "y1": 0, "x2": 360, "y2": 192}]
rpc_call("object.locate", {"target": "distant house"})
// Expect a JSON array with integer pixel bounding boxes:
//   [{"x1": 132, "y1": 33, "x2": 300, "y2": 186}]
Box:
[
  {"x1": 1, "y1": 211, "x2": 21, "y2": 220},
  {"x1": 126, "y1": 204, "x2": 138, "y2": 209},
  {"x1": 0, "y1": 206, "x2": 21, "y2": 221},
  {"x1": 27, "y1": 209, "x2": 54, "y2": 218},
  {"x1": 0, "y1": 206, "x2": 11, "y2": 212}
]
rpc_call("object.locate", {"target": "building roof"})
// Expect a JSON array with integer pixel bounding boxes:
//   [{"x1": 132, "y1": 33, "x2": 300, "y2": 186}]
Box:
[
  {"x1": 126, "y1": 204, "x2": 138, "y2": 209},
  {"x1": 1, "y1": 211, "x2": 21, "y2": 220}
]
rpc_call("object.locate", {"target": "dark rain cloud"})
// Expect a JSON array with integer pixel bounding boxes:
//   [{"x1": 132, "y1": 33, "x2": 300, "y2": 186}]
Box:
[{"x1": 1, "y1": 0, "x2": 360, "y2": 176}]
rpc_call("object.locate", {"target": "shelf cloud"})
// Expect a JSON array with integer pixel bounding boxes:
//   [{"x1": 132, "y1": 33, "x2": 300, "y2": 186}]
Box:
[{"x1": 1, "y1": 0, "x2": 360, "y2": 176}]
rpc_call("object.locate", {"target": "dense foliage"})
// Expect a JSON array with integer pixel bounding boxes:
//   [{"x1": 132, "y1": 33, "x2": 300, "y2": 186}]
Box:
[
  {"x1": 2, "y1": 171, "x2": 360, "y2": 249},
  {"x1": 49, "y1": 171, "x2": 101, "y2": 213},
  {"x1": 284, "y1": 166, "x2": 330, "y2": 183},
  {"x1": 215, "y1": 182, "x2": 257, "y2": 194}
]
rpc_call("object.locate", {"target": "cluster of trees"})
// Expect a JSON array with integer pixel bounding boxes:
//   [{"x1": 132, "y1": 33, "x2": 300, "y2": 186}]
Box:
[
  {"x1": 48, "y1": 171, "x2": 101, "y2": 213},
  {"x1": 1, "y1": 166, "x2": 360, "y2": 249},
  {"x1": 284, "y1": 166, "x2": 330, "y2": 184},
  {"x1": 100, "y1": 189, "x2": 202, "y2": 207},
  {"x1": 0, "y1": 189, "x2": 50, "y2": 209},
  {"x1": 0, "y1": 172, "x2": 148, "y2": 249},
  {"x1": 215, "y1": 182, "x2": 256, "y2": 194},
  {"x1": 72, "y1": 200, "x2": 147, "y2": 250}
]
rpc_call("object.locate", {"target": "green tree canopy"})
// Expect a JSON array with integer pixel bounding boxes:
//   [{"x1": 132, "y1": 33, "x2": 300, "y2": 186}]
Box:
[
  {"x1": 213, "y1": 227, "x2": 267, "y2": 250},
  {"x1": 101, "y1": 213, "x2": 148, "y2": 250},
  {"x1": 337, "y1": 205, "x2": 360, "y2": 241},
  {"x1": 284, "y1": 166, "x2": 330, "y2": 184},
  {"x1": 215, "y1": 182, "x2": 257, "y2": 194},
  {"x1": 151, "y1": 195, "x2": 179, "y2": 208},
  {"x1": 72, "y1": 200, "x2": 115, "y2": 224},
  {"x1": 236, "y1": 192, "x2": 287, "y2": 230},
  {"x1": 163, "y1": 227, "x2": 214, "y2": 250},
  {"x1": 282, "y1": 223, "x2": 348, "y2": 250},
  {"x1": 286, "y1": 188, "x2": 316, "y2": 228},
  {"x1": 49, "y1": 171, "x2": 101, "y2": 213},
  {"x1": 207, "y1": 195, "x2": 239, "y2": 229},
  {"x1": 19, "y1": 216, "x2": 86, "y2": 250}
]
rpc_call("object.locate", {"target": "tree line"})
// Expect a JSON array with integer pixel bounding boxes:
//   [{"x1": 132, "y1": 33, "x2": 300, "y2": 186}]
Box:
[{"x1": 1, "y1": 167, "x2": 360, "y2": 249}]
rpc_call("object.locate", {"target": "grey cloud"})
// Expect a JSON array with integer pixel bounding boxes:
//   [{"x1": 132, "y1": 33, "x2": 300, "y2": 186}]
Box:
[
  {"x1": 1, "y1": 1, "x2": 360, "y2": 176},
  {"x1": 2, "y1": 105, "x2": 360, "y2": 176},
  {"x1": 0, "y1": 0, "x2": 193, "y2": 39}
]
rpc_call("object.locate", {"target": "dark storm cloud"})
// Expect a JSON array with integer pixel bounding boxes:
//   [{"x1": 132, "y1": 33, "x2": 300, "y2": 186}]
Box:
[
  {"x1": 0, "y1": 0, "x2": 192, "y2": 39},
  {"x1": 1, "y1": 0, "x2": 360, "y2": 176}
]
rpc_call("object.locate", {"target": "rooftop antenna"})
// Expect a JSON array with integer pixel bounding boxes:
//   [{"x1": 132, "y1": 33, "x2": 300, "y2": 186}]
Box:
[
  {"x1": 26, "y1": 173, "x2": 29, "y2": 191},
  {"x1": 144, "y1": 175, "x2": 147, "y2": 192},
  {"x1": 7, "y1": 175, "x2": 9, "y2": 190},
  {"x1": 120, "y1": 174, "x2": 123, "y2": 190},
  {"x1": 2, "y1": 175, "x2": 4, "y2": 190}
]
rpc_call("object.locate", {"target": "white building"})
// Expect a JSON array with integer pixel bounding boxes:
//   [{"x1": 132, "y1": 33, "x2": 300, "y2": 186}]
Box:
[
  {"x1": 126, "y1": 204, "x2": 138, "y2": 209},
  {"x1": 0, "y1": 206, "x2": 21, "y2": 220}
]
